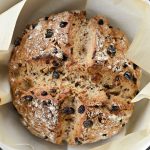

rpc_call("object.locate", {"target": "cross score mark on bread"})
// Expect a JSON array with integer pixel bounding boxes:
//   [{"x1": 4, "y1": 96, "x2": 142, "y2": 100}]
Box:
[{"x1": 9, "y1": 10, "x2": 141, "y2": 144}]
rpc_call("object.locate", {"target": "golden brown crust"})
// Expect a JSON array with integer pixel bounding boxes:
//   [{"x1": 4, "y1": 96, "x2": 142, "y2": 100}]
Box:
[{"x1": 9, "y1": 10, "x2": 141, "y2": 145}]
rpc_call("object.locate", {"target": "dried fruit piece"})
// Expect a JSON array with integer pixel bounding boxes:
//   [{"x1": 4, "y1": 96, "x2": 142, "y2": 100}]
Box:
[
  {"x1": 52, "y1": 60, "x2": 59, "y2": 67},
  {"x1": 83, "y1": 119, "x2": 93, "y2": 128},
  {"x1": 124, "y1": 71, "x2": 132, "y2": 80},
  {"x1": 62, "y1": 107, "x2": 75, "y2": 114},
  {"x1": 23, "y1": 95, "x2": 33, "y2": 102},
  {"x1": 52, "y1": 71, "x2": 60, "y2": 79},
  {"x1": 62, "y1": 53, "x2": 68, "y2": 61},
  {"x1": 32, "y1": 23, "x2": 37, "y2": 29},
  {"x1": 123, "y1": 62, "x2": 128, "y2": 68},
  {"x1": 102, "y1": 134, "x2": 107, "y2": 136},
  {"x1": 52, "y1": 48, "x2": 58, "y2": 54},
  {"x1": 14, "y1": 37, "x2": 21, "y2": 47},
  {"x1": 111, "y1": 105, "x2": 119, "y2": 111},
  {"x1": 107, "y1": 45, "x2": 116, "y2": 56},
  {"x1": 41, "y1": 91, "x2": 48, "y2": 96},
  {"x1": 60, "y1": 21, "x2": 68, "y2": 28},
  {"x1": 98, "y1": 19, "x2": 104, "y2": 25},
  {"x1": 45, "y1": 29, "x2": 53, "y2": 38},
  {"x1": 75, "y1": 137, "x2": 82, "y2": 144},
  {"x1": 45, "y1": 16, "x2": 49, "y2": 20},
  {"x1": 133, "y1": 63, "x2": 138, "y2": 70},
  {"x1": 78, "y1": 105, "x2": 85, "y2": 114}
]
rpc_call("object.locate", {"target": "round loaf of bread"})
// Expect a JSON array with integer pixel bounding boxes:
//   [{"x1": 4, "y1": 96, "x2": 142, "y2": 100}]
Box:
[{"x1": 9, "y1": 10, "x2": 141, "y2": 144}]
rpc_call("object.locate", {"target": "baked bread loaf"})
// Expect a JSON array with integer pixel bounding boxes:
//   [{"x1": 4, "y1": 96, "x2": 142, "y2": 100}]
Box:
[{"x1": 9, "y1": 10, "x2": 141, "y2": 145}]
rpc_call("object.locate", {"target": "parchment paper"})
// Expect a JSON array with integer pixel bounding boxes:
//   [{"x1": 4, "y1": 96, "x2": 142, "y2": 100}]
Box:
[
  {"x1": 0, "y1": 0, "x2": 150, "y2": 150},
  {"x1": 91, "y1": 128, "x2": 150, "y2": 150},
  {"x1": 127, "y1": 0, "x2": 150, "y2": 74}
]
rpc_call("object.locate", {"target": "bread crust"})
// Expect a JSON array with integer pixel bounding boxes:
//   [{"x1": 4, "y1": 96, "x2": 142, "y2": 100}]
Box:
[{"x1": 9, "y1": 10, "x2": 141, "y2": 144}]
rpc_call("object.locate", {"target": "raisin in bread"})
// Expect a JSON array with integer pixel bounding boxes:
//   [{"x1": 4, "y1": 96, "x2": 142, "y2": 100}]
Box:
[{"x1": 9, "y1": 10, "x2": 141, "y2": 145}]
